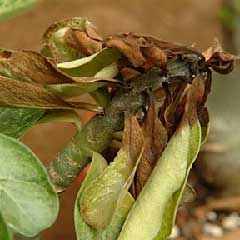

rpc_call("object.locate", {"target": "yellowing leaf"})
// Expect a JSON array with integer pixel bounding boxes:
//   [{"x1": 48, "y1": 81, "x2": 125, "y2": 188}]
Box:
[
  {"x1": 118, "y1": 120, "x2": 201, "y2": 240},
  {"x1": 80, "y1": 114, "x2": 143, "y2": 229}
]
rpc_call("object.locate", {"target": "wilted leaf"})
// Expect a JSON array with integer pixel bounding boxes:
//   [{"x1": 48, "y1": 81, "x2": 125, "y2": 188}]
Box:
[
  {"x1": 80, "y1": 114, "x2": 143, "y2": 229},
  {"x1": 74, "y1": 152, "x2": 134, "y2": 240},
  {"x1": 0, "y1": 133, "x2": 59, "y2": 237},
  {"x1": 0, "y1": 50, "x2": 72, "y2": 84},
  {"x1": 0, "y1": 0, "x2": 38, "y2": 22},
  {"x1": 135, "y1": 96, "x2": 168, "y2": 195},
  {"x1": 0, "y1": 76, "x2": 72, "y2": 109},
  {"x1": 203, "y1": 40, "x2": 239, "y2": 74},
  {"x1": 42, "y1": 17, "x2": 102, "y2": 62},
  {"x1": 104, "y1": 32, "x2": 202, "y2": 69},
  {"x1": 118, "y1": 119, "x2": 201, "y2": 240},
  {"x1": 0, "y1": 213, "x2": 12, "y2": 240},
  {"x1": 0, "y1": 107, "x2": 44, "y2": 138},
  {"x1": 57, "y1": 48, "x2": 121, "y2": 77}
]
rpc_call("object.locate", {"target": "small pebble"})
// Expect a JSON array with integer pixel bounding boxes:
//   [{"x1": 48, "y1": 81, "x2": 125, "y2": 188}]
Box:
[
  {"x1": 206, "y1": 211, "x2": 218, "y2": 222},
  {"x1": 169, "y1": 225, "x2": 180, "y2": 239},
  {"x1": 222, "y1": 213, "x2": 240, "y2": 230},
  {"x1": 203, "y1": 223, "x2": 223, "y2": 237}
]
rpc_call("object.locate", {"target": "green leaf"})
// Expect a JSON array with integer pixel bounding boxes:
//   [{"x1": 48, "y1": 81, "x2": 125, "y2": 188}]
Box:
[
  {"x1": 48, "y1": 62, "x2": 119, "y2": 99},
  {"x1": 0, "y1": 133, "x2": 59, "y2": 237},
  {"x1": 0, "y1": 107, "x2": 44, "y2": 138},
  {"x1": 57, "y1": 48, "x2": 121, "y2": 77},
  {"x1": 0, "y1": 212, "x2": 12, "y2": 240},
  {"x1": 74, "y1": 152, "x2": 134, "y2": 240},
  {"x1": 80, "y1": 115, "x2": 143, "y2": 229},
  {"x1": 118, "y1": 120, "x2": 201, "y2": 240},
  {"x1": 0, "y1": 0, "x2": 38, "y2": 22}
]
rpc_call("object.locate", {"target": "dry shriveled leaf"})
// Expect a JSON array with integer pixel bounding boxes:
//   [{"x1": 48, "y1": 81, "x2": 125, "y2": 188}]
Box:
[
  {"x1": 0, "y1": 76, "x2": 98, "y2": 111},
  {"x1": 0, "y1": 50, "x2": 72, "y2": 84},
  {"x1": 135, "y1": 97, "x2": 168, "y2": 195},
  {"x1": 104, "y1": 32, "x2": 203, "y2": 69},
  {"x1": 203, "y1": 40, "x2": 239, "y2": 74},
  {"x1": 0, "y1": 76, "x2": 72, "y2": 109},
  {"x1": 43, "y1": 17, "x2": 102, "y2": 62}
]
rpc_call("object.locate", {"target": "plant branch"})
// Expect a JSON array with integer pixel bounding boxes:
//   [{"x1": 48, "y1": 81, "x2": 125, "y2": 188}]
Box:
[{"x1": 48, "y1": 68, "x2": 164, "y2": 192}]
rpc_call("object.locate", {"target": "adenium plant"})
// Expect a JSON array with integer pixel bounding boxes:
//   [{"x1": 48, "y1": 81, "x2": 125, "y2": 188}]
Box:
[{"x1": 0, "y1": 17, "x2": 237, "y2": 240}]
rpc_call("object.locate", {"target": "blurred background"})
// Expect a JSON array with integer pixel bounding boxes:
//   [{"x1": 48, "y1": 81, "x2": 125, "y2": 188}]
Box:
[{"x1": 0, "y1": 0, "x2": 239, "y2": 239}]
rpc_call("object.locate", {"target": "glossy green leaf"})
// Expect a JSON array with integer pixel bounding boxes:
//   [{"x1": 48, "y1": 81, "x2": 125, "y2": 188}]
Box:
[
  {"x1": 80, "y1": 115, "x2": 143, "y2": 229},
  {"x1": 57, "y1": 48, "x2": 121, "y2": 77},
  {"x1": 0, "y1": 212, "x2": 12, "y2": 240},
  {"x1": 74, "y1": 152, "x2": 134, "y2": 240},
  {"x1": 0, "y1": 0, "x2": 38, "y2": 22},
  {"x1": 0, "y1": 133, "x2": 59, "y2": 237},
  {"x1": 0, "y1": 107, "x2": 44, "y2": 138},
  {"x1": 118, "y1": 120, "x2": 201, "y2": 240}
]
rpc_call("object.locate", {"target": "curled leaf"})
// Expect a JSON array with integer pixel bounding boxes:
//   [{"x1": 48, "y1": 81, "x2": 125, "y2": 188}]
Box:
[
  {"x1": 118, "y1": 120, "x2": 201, "y2": 240},
  {"x1": 0, "y1": 50, "x2": 72, "y2": 84},
  {"x1": 135, "y1": 96, "x2": 168, "y2": 195},
  {"x1": 80, "y1": 114, "x2": 143, "y2": 229},
  {"x1": 47, "y1": 77, "x2": 121, "y2": 99},
  {"x1": 203, "y1": 40, "x2": 239, "y2": 74},
  {"x1": 57, "y1": 48, "x2": 121, "y2": 77},
  {"x1": 43, "y1": 17, "x2": 102, "y2": 62},
  {"x1": 74, "y1": 152, "x2": 134, "y2": 240}
]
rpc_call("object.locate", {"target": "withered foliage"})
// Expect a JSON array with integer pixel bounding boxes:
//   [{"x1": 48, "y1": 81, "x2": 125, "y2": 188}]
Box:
[{"x1": 0, "y1": 18, "x2": 237, "y2": 197}]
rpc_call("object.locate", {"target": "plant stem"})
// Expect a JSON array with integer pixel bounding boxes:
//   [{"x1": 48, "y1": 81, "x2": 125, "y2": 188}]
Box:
[{"x1": 48, "y1": 68, "x2": 164, "y2": 192}]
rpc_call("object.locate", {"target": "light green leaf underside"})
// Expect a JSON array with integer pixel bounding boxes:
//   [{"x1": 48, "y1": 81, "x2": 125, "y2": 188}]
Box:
[
  {"x1": 0, "y1": 212, "x2": 12, "y2": 240},
  {"x1": 0, "y1": 107, "x2": 44, "y2": 138},
  {"x1": 48, "y1": 62, "x2": 118, "y2": 99},
  {"x1": 74, "y1": 152, "x2": 134, "y2": 240},
  {"x1": 57, "y1": 48, "x2": 121, "y2": 77},
  {"x1": 118, "y1": 121, "x2": 201, "y2": 240},
  {"x1": 0, "y1": 0, "x2": 38, "y2": 22},
  {"x1": 0, "y1": 133, "x2": 59, "y2": 237}
]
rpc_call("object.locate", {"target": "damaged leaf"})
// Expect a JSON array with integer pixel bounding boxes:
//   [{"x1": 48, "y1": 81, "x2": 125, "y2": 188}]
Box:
[
  {"x1": 118, "y1": 119, "x2": 201, "y2": 240},
  {"x1": 135, "y1": 96, "x2": 168, "y2": 195},
  {"x1": 74, "y1": 152, "x2": 134, "y2": 240},
  {"x1": 42, "y1": 17, "x2": 102, "y2": 62},
  {"x1": 80, "y1": 114, "x2": 143, "y2": 229},
  {"x1": 0, "y1": 50, "x2": 72, "y2": 84},
  {"x1": 203, "y1": 40, "x2": 239, "y2": 74},
  {"x1": 0, "y1": 76, "x2": 72, "y2": 109},
  {"x1": 0, "y1": 76, "x2": 99, "y2": 111}
]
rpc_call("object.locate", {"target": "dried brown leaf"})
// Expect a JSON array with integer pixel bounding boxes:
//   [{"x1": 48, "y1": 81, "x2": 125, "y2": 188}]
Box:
[
  {"x1": 72, "y1": 30, "x2": 102, "y2": 56},
  {"x1": 203, "y1": 40, "x2": 239, "y2": 74},
  {"x1": 0, "y1": 76, "x2": 72, "y2": 109},
  {"x1": 104, "y1": 34, "x2": 146, "y2": 67},
  {"x1": 120, "y1": 67, "x2": 140, "y2": 81},
  {"x1": 135, "y1": 97, "x2": 168, "y2": 195},
  {"x1": 0, "y1": 50, "x2": 72, "y2": 84}
]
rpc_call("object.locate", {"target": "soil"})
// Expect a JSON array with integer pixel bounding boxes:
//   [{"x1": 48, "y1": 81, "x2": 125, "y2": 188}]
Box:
[{"x1": 0, "y1": 0, "x2": 222, "y2": 239}]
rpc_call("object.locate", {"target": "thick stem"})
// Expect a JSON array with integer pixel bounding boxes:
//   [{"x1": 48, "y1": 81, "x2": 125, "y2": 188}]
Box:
[{"x1": 48, "y1": 69, "x2": 164, "y2": 192}]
